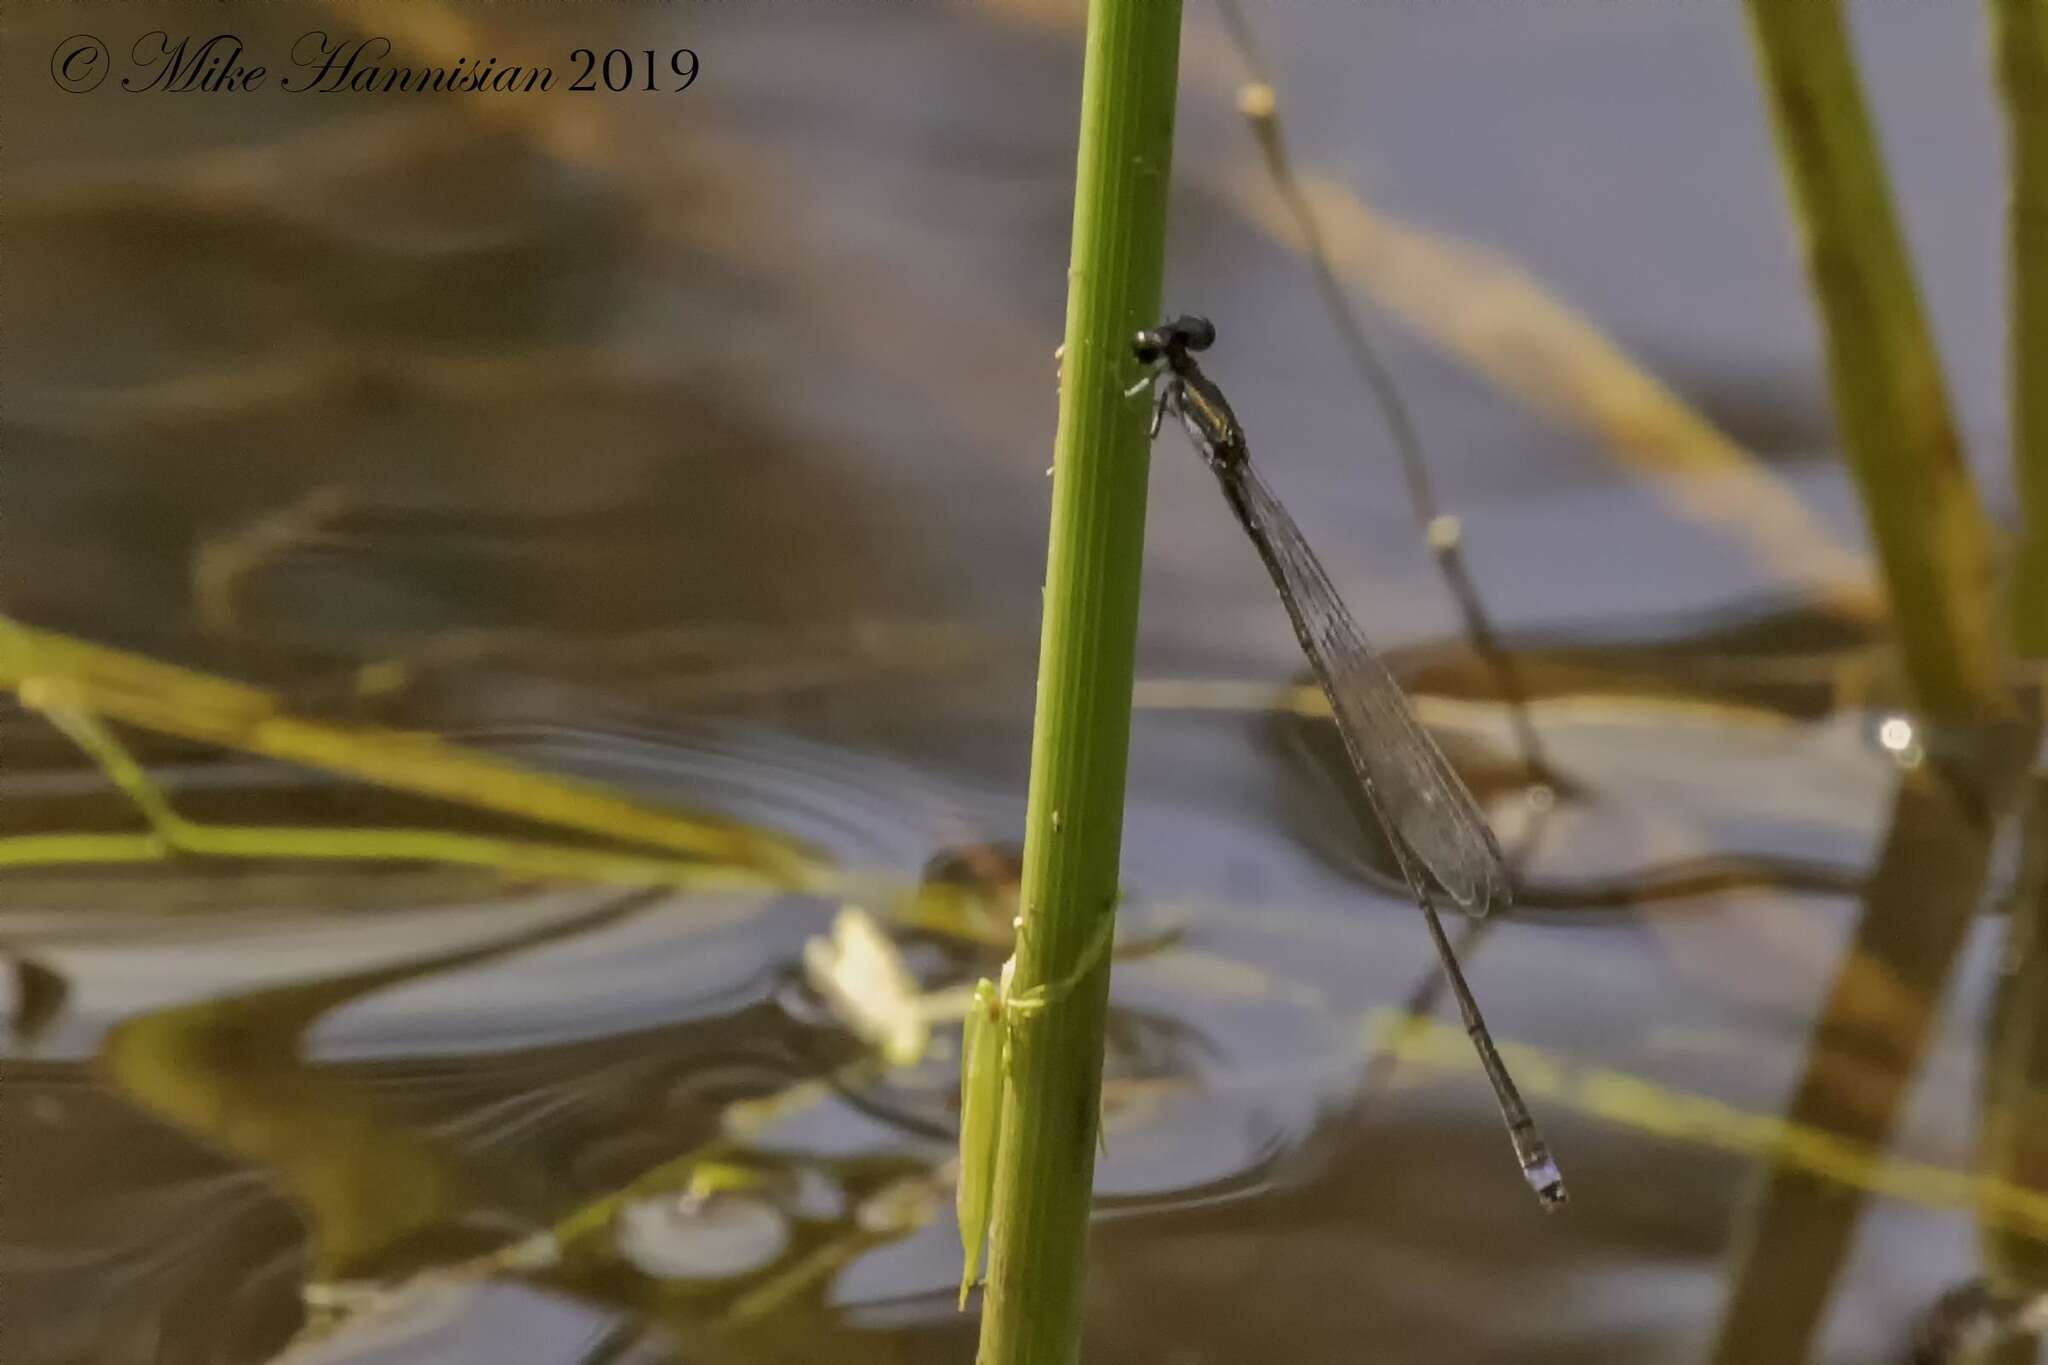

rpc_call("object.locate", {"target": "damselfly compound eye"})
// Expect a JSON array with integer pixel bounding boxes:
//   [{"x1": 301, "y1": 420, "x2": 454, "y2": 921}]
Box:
[{"x1": 1173, "y1": 315, "x2": 1216, "y2": 351}]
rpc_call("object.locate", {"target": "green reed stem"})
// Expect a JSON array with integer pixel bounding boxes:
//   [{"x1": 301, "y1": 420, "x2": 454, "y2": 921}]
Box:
[
  {"x1": 975, "y1": 2, "x2": 1182, "y2": 1361},
  {"x1": 1994, "y1": 0, "x2": 2048, "y2": 657},
  {"x1": 1712, "y1": 11, "x2": 2031, "y2": 1360},
  {"x1": 1743, "y1": 0, "x2": 2008, "y2": 722}
]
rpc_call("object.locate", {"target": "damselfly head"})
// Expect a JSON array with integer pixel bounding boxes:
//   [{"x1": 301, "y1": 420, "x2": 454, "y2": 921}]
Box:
[
  {"x1": 1133, "y1": 315, "x2": 1218, "y2": 368},
  {"x1": 1165, "y1": 315, "x2": 1216, "y2": 352},
  {"x1": 1131, "y1": 323, "x2": 1188, "y2": 366}
]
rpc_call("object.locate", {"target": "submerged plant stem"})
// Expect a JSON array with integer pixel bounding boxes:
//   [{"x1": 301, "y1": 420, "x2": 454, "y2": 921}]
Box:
[
  {"x1": 1708, "y1": 760, "x2": 2003, "y2": 1365},
  {"x1": 0, "y1": 616, "x2": 822, "y2": 885},
  {"x1": 1978, "y1": 778, "x2": 2048, "y2": 1359},
  {"x1": 976, "y1": 0, "x2": 1182, "y2": 1361}
]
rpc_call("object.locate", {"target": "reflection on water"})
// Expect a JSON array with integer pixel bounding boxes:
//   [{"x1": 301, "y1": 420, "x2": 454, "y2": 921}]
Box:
[
  {"x1": 4, "y1": 618, "x2": 2040, "y2": 1364},
  {"x1": 5, "y1": 2, "x2": 2047, "y2": 1364}
]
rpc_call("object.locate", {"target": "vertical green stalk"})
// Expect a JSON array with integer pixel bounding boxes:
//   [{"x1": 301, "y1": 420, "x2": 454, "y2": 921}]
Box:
[
  {"x1": 976, "y1": 2, "x2": 1183, "y2": 1362},
  {"x1": 1994, "y1": 0, "x2": 2048, "y2": 657},
  {"x1": 1981, "y1": 10, "x2": 2048, "y2": 1359},
  {"x1": 1711, "y1": 7, "x2": 2026, "y2": 1360},
  {"x1": 1744, "y1": 0, "x2": 2008, "y2": 722}
]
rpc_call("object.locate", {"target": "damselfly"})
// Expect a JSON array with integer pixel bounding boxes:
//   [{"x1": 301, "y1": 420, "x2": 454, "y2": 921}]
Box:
[{"x1": 1133, "y1": 315, "x2": 1566, "y2": 1208}]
